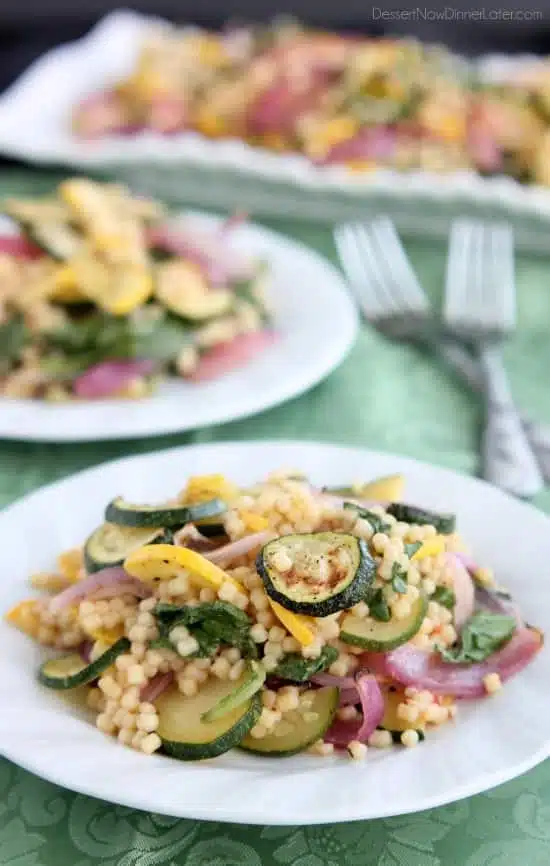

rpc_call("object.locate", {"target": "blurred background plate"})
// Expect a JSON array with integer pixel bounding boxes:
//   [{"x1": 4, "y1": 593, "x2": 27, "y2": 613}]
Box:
[
  {"x1": 0, "y1": 211, "x2": 358, "y2": 442},
  {"x1": 2, "y1": 11, "x2": 550, "y2": 253}
]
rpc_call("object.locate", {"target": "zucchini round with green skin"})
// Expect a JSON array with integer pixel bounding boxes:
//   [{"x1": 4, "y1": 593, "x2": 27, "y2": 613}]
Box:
[
  {"x1": 240, "y1": 686, "x2": 339, "y2": 757},
  {"x1": 386, "y1": 504, "x2": 455, "y2": 535},
  {"x1": 340, "y1": 594, "x2": 428, "y2": 652},
  {"x1": 257, "y1": 532, "x2": 375, "y2": 617},
  {"x1": 105, "y1": 496, "x2": 226, "y2": 529},
  {"x1": 155, "y1": 676, "x2": 261, "y2": 760},
  {"x1": 84, "y1": 523, "x2": 173, "y2": 573},
  {"x1": 201, "y1": 662, "x2": 265, "y2": 722},
  {"x1": 38, "y1": 637, "x2": 130, "y2": 690}
]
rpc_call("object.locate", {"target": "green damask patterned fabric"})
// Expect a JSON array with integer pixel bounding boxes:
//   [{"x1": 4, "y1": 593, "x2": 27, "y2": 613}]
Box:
[{"x1": 1, "y1": 169, "x2": 549, "y2": 865}]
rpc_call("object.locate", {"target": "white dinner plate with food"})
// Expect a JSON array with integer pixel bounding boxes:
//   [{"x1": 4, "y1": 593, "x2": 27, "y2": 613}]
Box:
[
  {"x1": 0, "y1": 198, "x2": 357, "y2": 442},
  {"x1": 0, "y1": 440, "x2": 548, "y2": 825}
]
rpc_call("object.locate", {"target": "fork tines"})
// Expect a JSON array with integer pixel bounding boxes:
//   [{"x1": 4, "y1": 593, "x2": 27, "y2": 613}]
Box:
[
  {"x1": 334, "y1": 217, "x2": 430, "y2": 321},
  {"x1": 444, "y1": 219, "x2": 515, "y2": 339}
]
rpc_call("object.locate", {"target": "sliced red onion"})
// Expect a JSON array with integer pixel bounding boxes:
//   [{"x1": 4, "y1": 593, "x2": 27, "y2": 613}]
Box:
[
  {"x1": 0, "y1": 235, "x2": 43, "y2": 259},
  {"x1": 140, "y1": 672, "x2": 174, "y2": 703},
  {"x1": 310, "y1": 672, "x2": 359, "y2": 706},
  {"x1": 87, "y1": 582, "x2": 152, "y2": 602},
  {"x1": 174, "y1": 524, "x2": 220, "y2": 552},
  {"x1": 147, "y1": 222, "x2": 253, "y2": 285},
  {"x1": 475, "y1": 585, "x2": 523, "y2": 628},
  {"x1": 451, "y1": 552, "x2": 520, "y2": 623},
  {"x1": 73, "y1": 91, "x2": 134, "y2": 138},
  {"x1": 362, "y1": 627, "x2": 543, "y2": 698},
  {"x1": 188, "y1": 331, "x2": 277, "y2": 383},
  {"x1": 247, "y1": 80, "x2": 324, "y2": 136},
  {"x1": 453, "y1": 551, "x2": 479, "y2": 574},
  {"x1": 310, "y1": 672, "x2": 356, "y2": 690},
  {"x1": 78, "y1": 641, "x2": 94, "y2": 663},
  {"x1": 49, "y1": 567, "x2": 150, "y2": 613},
  {"x1": 73, "y1": 359, "x2": 156, "y2": 399},
  {"x1": 205, "y1": 531, "x2": 275, "y2": 565},
  {"x1": 447, "y1": 553, "x2": 475, "y2": 630},
  {"x1": 321, "y1": 127, "x2": 396, "y2": 165},
  {"x1": 148, "y1": 96, "x2": 187, "y2": 134},
  {"x1": 324, "y1": 673, "x2": 384, "y2": 746}
]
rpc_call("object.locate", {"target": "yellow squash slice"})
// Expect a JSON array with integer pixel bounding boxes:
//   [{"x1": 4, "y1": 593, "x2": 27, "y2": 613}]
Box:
[
  {"x1": 123, "y1": 544, "x2": 243, "y2": 592},
  {"x1": 156, "y1": 260, "x2": 232, "y2": 320}
]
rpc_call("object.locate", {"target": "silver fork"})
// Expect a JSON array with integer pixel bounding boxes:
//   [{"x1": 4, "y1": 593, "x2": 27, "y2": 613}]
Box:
[
  {"x1": 334, "y1": 217, "x2": 549, "y2": 495},
  {"x1": 443, "y1": 220, "x2": 543, "y2": 498}
]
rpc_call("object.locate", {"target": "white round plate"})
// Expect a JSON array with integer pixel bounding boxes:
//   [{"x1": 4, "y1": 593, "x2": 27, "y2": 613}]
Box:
[
  {"x1": 0, "y1": 215, "x2": 357, "y2": 442},
  {"x1": 0, "y1": 440, "x2": 548, "y2": 825}
]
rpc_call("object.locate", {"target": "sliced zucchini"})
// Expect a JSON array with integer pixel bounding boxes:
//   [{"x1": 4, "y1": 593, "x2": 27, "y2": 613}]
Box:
[
  {"x1": 386, "y1": 504, "x2": 456, "y2": 535},
  {"x1": 201, "y1": 661, "x2": 265, "y2": 722},
  {"x1": 38, "y1": 637, "x2": 130, "y2": 690},
  {"x1": 240, "y1": 686, "x2": 338, "y2": 757},
  {"x1": 340, "y1": 594, "x2": 428, "y2": 652},
  {"x1": 257, "y1": 532, "x2": 375, "y2": 617},
  {"x1": 155, "y1": 676, "x2": 261, "y2": 760},
  {"x1": 105, "y1": 496, "x2": 225, "y2": 529},
  {"x1": 84, "y1": 522, "x2": 173, "y2": 573},
  {"x1": 156, "y1": 260, "x2": 233, "y2": 321}
]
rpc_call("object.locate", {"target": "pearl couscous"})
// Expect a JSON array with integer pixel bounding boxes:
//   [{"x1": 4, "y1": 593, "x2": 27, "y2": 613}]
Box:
[{"x1": 6, "y1": 470, "x2": 541, "y2": 763}]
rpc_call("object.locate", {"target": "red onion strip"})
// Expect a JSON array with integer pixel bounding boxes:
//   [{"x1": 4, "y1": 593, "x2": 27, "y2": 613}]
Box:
[
  {"x1": 362, "y1": 627, "x2": 543, "y2": 698},
  {"x1": 140, "y1": 672, "x2": 174, "y2": 703},
  {"x1": 447, "y1": 553, "x2": 475, "y2": 630},
  {"x1": 324, "y1": 673, "x2": 384, "y2": 746},
  {"x1": 49, "y1": 567, "x2": 150, "y2": 613},
  {"x1": 205, "y1": 531, "x2": 276, "y2": 565},
  {"x1": 73, "y1": 359, "x2": 156, "y2": 400}
]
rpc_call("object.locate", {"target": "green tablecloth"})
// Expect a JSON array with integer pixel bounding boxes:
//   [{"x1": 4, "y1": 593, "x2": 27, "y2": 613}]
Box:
[{"x1": 1, "y1": 170, "x2": 550, "y2": 866}]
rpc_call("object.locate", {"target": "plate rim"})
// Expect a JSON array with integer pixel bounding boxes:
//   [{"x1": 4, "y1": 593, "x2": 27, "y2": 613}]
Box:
[{"x1": 1, "y1": 438, "x2": 549, "y2": 825}]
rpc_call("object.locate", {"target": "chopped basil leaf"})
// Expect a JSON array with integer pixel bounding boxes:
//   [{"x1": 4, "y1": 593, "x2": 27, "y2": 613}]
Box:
[
  {"x1": 431, "y1": 586, "x2": 456, "y2": 610},
  {"x1": 404, "y1": 542, "x2": 422, "y2": 559},
  {"x1": 153, "y1": 601, "x2": 256, "y2": 658},
  {"x1": 438, "y1": 611, "x2": 516, "y2": 664},
  {"x1": 391, "y1": 562, "x2": 408, "y2": 594},
  {"x1": 274, "y1": 646, "x2": 338, "y2": 682},
  {"x1": 0, "y1": 315, "x2": 28, "y2": 373},
  {"x1": 369, "y1": 588, "x2": 391, "y2": 622},
  {"x1": 343, "y1": 503, "x2": 391, "y2": 535}
]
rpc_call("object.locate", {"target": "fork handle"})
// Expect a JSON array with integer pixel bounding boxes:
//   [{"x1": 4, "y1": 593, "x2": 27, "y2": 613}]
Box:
[
  {"x1": 437, "y1": 340, "x2": 550, "y2": 482},
  {"x1": 478, "y1": 344, "x2": 544, "y2": 498}
]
